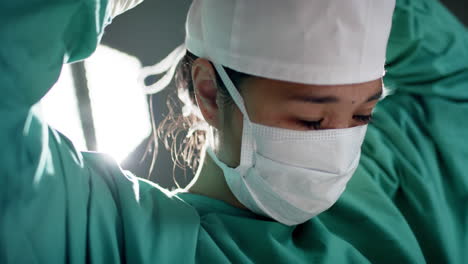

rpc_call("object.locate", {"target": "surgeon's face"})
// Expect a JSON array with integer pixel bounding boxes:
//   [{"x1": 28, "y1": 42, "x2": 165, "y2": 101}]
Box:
[
  {"x1": 239, "y1": 77, "x2": 382, "y2": 130},
  {"x1": 192, "y1": 58, "x2": 383, "y2": 167}
]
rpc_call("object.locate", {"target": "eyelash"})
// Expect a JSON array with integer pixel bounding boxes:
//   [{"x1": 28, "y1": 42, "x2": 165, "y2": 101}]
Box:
[
  {"x1": 354, "y1": 114, "x2": 373, "y2": 123},
  {"x1": 300, "y1": 119, "x2": 324, "y2": 130},
  {"x1": 300, "y1": 115, "x2": 373, "y2": 130}
]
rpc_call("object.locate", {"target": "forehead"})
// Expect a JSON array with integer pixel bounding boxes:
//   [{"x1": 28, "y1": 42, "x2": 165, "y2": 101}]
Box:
[{"x1": 242, "y1": 77, "x2": 383, "y2": 99}]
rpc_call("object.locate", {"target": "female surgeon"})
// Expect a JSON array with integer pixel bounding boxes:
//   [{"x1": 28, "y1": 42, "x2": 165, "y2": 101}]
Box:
[{"x1": 1, "y1": 0, "x2": 467, "y2": 263}]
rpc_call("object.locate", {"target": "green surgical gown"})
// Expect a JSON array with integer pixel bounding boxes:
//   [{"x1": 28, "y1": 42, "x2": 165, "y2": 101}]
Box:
[{"x1": 1, "y1": 0, "x2": 468, "y2": 263}]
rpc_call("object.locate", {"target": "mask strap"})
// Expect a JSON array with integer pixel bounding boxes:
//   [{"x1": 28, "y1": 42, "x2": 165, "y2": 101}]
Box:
[
  {"x1": 212, "y1": 62, "x2": 251, "y2": 123},
  {"x1": 212, "y1": 62, "x2": 255, "y2": 170},
  {"x1": 139, "y1": 43, "x2": 187, "y2": 95}
]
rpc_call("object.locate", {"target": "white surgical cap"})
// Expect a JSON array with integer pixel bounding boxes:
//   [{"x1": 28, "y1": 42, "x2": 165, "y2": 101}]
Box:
[{"x1": 140, "y1": 0, "x2": 396, "y2": 94}]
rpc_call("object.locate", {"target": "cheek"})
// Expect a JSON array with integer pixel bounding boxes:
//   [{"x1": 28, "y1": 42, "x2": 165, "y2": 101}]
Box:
[
  {"x1": 219, "y1": 105, "x2": 244, "y2": 167},
  {"x1": 246, "y1": 99, "x2": 287, "y2": 127}
]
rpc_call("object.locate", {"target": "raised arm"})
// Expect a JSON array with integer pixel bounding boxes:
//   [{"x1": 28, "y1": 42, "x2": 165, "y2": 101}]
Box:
[
  {"x1": 0, "y1": 0, "x2": 145, "y2": 262},
  {"x1": 360, "y1": 0, "x2": 468, "y2": 261}
]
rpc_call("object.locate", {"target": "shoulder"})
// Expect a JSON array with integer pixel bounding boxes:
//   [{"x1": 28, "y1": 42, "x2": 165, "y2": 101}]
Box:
[{"x1": 81, "y1": 151, "x2": 200, "y2": 221}]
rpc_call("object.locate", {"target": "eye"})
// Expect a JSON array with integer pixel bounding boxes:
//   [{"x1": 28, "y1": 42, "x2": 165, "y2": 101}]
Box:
[
  {"x1": 299, "y1": 118, "x2": 324, "y2": 130},
  {"x1": 353, "y1": 114, "x2": 373, "y2": 123}
]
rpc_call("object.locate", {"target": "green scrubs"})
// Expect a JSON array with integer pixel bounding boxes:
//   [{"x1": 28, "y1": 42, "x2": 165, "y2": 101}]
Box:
[{"x1": 1, "y1": 0, "x2": 467, "y2": 263}]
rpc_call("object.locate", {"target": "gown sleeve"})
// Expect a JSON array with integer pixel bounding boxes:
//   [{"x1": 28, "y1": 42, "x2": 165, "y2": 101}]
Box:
[
  {"x1": 0, "y1": 0, "x2": 109, "y2": 260},
  {"x1": 360, "y1": 0, "x2": 468, "y2": 261},
  {"x1": 0, "y1": 1, "x2": 200, "y2": 263}
]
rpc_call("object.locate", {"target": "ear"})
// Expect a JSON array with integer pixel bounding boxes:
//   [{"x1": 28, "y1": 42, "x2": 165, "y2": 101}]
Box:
[{"x1": 191, "y1": 58, "x2": 221, "y2": 129}]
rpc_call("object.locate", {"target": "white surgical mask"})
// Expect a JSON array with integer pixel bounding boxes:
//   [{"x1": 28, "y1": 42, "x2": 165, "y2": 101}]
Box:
[{"x1": 208, "y1": 62, "x2": 368, "y2": 226}]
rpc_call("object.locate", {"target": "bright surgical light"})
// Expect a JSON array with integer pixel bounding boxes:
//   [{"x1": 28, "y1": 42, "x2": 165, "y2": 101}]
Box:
[
  {"x1": 85, "y1": 45, "x2": 151, "y2": 163},
  {"x1": 41, "y1": 65, "x2": 87, "y2": 151}
]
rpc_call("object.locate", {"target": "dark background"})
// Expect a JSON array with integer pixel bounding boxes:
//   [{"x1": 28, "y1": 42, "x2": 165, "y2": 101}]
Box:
[{"x1": 99, "y1": 0, "x2": 468, "y2": 189}]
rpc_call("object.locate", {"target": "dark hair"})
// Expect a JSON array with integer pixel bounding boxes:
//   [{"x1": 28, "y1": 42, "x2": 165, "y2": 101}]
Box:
[{"x1": 148, "y1": 50, "x2": 250, "y2": 177}]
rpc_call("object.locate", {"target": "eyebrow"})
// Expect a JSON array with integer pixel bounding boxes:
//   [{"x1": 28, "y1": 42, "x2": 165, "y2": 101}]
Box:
[{"x1": 289, "y1": 89, "x2": 383, "y2": 104}]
